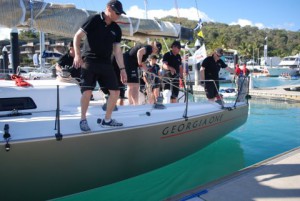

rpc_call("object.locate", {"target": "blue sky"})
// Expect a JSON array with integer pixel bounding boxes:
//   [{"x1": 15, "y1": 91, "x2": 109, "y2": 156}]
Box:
[
  {"x1": 0, "y1": 0, "x2": 299, "y2": 40},
  {"x1": 49, "y1": 0, "x2": 299, "y2": 31}
]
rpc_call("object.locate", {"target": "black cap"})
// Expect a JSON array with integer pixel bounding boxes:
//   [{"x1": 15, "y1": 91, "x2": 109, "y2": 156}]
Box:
[
  {"x1": 171, "y1": 40, "x2": 182, "y2": 49},
  {"x1": 156, "y1": 42, "x2": 162, "y2": 54},
  {"x1": 107, "y1": 0, "x2": 126, "y2": 15},
  {"x1": 215, "y1": 48, "x2": 224, "y2": 56}
]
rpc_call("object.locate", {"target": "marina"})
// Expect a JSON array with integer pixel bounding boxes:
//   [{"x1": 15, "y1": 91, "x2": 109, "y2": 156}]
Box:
[
  {"x1": 0, "y1": 1, "x2": 300, "y2": 200},
  {"x1": 249, "y1": 85, "x2": 300, "y2": 101}
]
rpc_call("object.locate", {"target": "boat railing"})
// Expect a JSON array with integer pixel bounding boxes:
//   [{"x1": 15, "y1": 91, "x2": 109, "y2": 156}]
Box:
[{"x1": 200, "y1": 76, "x2": 251, "y2": 107}]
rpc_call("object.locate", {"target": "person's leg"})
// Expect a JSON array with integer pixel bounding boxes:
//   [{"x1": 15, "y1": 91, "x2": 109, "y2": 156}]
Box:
[
  {"x1": 127, "y1": 83, "x2": 134, "y2": 105},
  {"x1": 105, "y1": 89, "x2": 120, "y2": 120},
  {"x1": 127, "y1": 83, "x2": 139, "y2": 105},
  {"x1": 81, "y1": 90, "x2": 92, "y2": 120},
  {"x1": 170, "y1": 78, "x2": 179, "y2": 103},
  {"x1": 153, "y1": 87, "x2": 160, "y2": 103},
  {"x1": 131, "y1": 83, "x2": 140, "y2": 105},
  {"x1": 79, "y1": 66, "x2": 96, "y2": 131},
  {"x1": 205, "y1": 82, "x2": 216, "y2": 102}
]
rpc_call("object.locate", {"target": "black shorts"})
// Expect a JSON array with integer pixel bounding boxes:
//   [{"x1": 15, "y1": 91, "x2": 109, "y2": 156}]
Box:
[
  {"x1": 80, "y1": 61, "x2": 119, "y2": 93},
  {"x1": 101, "y1": 58, "x2": 126, "y2": 99},
  {"x1": 204, "y1": 81, "x2": 220, "y2": 99},
  {"x1": 162, "y1": 75, "x2": 179, "y2": 99},
  {"x1": 124, "y1": 53, "x2": 139, "y2": 83}
]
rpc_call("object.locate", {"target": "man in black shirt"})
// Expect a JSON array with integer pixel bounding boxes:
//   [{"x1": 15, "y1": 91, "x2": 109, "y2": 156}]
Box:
[
  {"x1": 55, "y1": 41, "x2": 81, "y2": 83},
  {"x1": 73, "y1": 0, "x2": 127, "y2": 131},
  {"x1": 162, "y1": 40, "x2": 183, "y2": 103},
  {"x1": 124, "y1": 41, "x2": 162, "y2": 105},
  {"x1": 200, "y1": 48, "x2": 234, "y2": 103}
]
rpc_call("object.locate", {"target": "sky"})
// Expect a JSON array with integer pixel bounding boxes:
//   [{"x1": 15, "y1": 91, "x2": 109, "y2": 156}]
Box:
[{"x1": 0, "y1": 0, "x2": 299, "y2": 40}]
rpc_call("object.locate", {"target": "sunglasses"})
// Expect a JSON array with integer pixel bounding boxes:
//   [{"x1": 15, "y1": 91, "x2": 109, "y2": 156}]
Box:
[{"x1": 115, "y1": 11, "x2": 121, "y2": 15}]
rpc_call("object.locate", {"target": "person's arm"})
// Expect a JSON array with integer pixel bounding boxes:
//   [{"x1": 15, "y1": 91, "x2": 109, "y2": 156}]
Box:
[
  {"x1": 162, "y1": 62, "x2": 176, "y2": 75},
  {"x1": 113, "y1": 43, "x2": 127, "y2": 83},
  {"x1": 137, "y1": 48, "x2": 147, "y2": 71},
  {"x1": 55, "y1": 63, "x2": 62, "y2": 73},
  {"x1": 73, "y1": 29, "x2": 85, "y2": 68},
  {"x1": 179, "y1": 64, "x2": 184, "y2": 78},
  {"x1": 200, "y1": 66, "x2": 205, "y2": 86},
  {"x1": 142, "y1": 71, "x2": 148, "y2": 85},
  {"x1": 225, "y1": 66, "x2": 235, "y2": 74}
]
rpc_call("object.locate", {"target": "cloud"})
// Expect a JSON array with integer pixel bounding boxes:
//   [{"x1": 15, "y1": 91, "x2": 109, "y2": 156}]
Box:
[
  {"x1": 0, "y1": 27, "x2": 11, "y2": 40},
  {"x1": 229, "y1": 19, "x2": 265, "y2": 29},
  {"x1": 126, "y1": 6, "x2": 212, "y2": 22}
]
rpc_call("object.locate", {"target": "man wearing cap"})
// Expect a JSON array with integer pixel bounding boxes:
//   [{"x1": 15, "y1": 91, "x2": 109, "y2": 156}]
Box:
[
  {"x1": 200, "y1": 48, "x2": 234, "y2": 103},
  {"x1": 162, "y1": 40, "x2": 183, "y2": 103},
  {"x1": 73, "y1": 0, "x2": 127, "y2": 131},
  {"x1": 124, "y1": 41, "x2": 162, "y2": 105}
]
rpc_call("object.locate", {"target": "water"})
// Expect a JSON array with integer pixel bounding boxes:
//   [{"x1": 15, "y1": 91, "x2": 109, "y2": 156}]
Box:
[
  {"x1": 54, "y1": 78, "x2": 300, "y2": 201},
  {"x1": 251, "y1": 76, "x2": 300, "y2": 88}
]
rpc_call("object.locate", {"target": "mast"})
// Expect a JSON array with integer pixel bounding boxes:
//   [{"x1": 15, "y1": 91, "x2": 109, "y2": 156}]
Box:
[
  {"x1": 264, "y1": 36, "x2": 268, "y2": 66},
  {"x1": 144, "y1": 0, "x2": 150, "y2": 44}
]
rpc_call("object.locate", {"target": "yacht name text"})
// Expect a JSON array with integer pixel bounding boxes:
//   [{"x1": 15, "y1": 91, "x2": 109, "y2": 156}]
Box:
[{"x1": 162, "y1": 114, "x2": 223, "y2": 136}]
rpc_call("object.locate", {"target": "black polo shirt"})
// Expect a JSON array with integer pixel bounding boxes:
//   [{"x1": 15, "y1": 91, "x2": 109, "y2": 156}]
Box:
[
  {"x1": 201, "y1": 55, "x2": 227, "y2": 80},
  {"x1": 57, "y1": 53, "x2": 81, "y2": 78},
  {"x1": 162, "y1": 51, "x2": 182, "y2": 73},
  {"x1": 127, "y1": 44, "x2": 153, "y2": 65},
  {"x1": 81, "y1": 12, "x2": 122, "y2": 64}
]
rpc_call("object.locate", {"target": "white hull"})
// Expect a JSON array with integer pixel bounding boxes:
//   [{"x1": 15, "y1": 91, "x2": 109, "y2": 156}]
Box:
[{"x1": 0, "y1": 79, "x2": 248, "y2": 200}]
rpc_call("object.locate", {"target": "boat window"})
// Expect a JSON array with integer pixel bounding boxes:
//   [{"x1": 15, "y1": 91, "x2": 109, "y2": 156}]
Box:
[{"x1": 0, "y1": 97, "x2": 37, "y2": 112}]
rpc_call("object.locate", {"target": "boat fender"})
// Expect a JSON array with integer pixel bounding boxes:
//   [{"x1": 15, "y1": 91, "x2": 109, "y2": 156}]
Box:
[{"x1": 3, "y1": 124, "x2": 11, "y2": 152}]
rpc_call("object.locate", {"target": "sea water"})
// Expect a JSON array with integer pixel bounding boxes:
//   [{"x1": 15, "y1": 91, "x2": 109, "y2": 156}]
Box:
[{"x1": 54, "y1": 78, "x2": 300, "y2": 201}]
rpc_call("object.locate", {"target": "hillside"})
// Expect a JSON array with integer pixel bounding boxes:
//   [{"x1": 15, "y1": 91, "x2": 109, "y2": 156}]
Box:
[{"x1": 161, "y1": 16, "x2": 300, "y2": 60}]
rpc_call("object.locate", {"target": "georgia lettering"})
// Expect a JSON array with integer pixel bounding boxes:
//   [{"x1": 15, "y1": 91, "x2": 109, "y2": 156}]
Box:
[{"x1": 162, "y1": 114, "x2": 223, "y2": 136}]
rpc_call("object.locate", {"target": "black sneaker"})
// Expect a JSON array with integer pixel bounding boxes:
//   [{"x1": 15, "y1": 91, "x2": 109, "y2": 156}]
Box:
[
  {"x1": 101, "y1": 119, "x2": 123, "y2": 128},
  {"x1": 80, "y1": 119, "x2": 91, "y2": 131}
]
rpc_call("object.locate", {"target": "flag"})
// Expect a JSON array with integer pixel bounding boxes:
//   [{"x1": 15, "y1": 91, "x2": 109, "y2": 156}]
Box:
[
  {"x1": 193, "y1": 18, "x2": 202, "y2": 31},
  {"x1": 197, "y1": 30, "x2": 204, "y2": 38},
  {"x1": 192, "y1": 44, "x2": 207, "y2": 64}
]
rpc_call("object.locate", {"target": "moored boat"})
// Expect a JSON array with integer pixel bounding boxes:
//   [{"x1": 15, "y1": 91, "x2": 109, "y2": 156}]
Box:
[{"x1": 0, "y1": 77, "x2": 249, "y2": 200}]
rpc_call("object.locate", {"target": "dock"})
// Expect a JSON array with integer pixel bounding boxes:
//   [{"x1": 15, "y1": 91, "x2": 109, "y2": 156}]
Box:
[
  {"x1": 249, "y1": 85, "x2": 300, "y2": 102},
  {"x1": 166, "y1": 147, "x2": 300, "y2": 201},
  {"x1": 192, "y1": 85, "x2": 300, "y2": 102}
]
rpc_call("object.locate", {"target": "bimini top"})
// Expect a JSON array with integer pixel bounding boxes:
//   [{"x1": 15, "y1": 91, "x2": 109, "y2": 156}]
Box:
[{"x1": 0, "y1": 0, "x2": 194, "y2": 41}]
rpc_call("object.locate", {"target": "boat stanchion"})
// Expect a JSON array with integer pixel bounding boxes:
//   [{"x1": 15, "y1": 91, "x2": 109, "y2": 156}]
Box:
[
  {"x1": 55, "y1": 85, "x2": 63, "y2": 141},
  {"x1": 3, "y1": 124, "x2": 11, "y2": 151}
]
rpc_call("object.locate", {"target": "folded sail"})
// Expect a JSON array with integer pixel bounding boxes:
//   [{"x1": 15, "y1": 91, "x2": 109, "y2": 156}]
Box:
[{"x1": 0, "y1": 0, "x2": 193, "y2": 41}]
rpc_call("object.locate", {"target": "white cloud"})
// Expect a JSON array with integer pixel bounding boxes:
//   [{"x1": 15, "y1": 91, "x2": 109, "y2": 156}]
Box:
[
  {"x1": 0, "y1": 27, "x2": 11, "y2": 40},
  {"x1": 126, "y1": 6, "x2": 212, "y2": 22},
  {"x1": 229, "y1": 19, "x2": 265, "y2": 29}
]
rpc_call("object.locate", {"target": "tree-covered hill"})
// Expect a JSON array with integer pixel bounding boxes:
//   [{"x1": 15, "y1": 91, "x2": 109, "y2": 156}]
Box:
[{"x1": 161, "y1": 16, "x2": 300, "y2": 60}]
